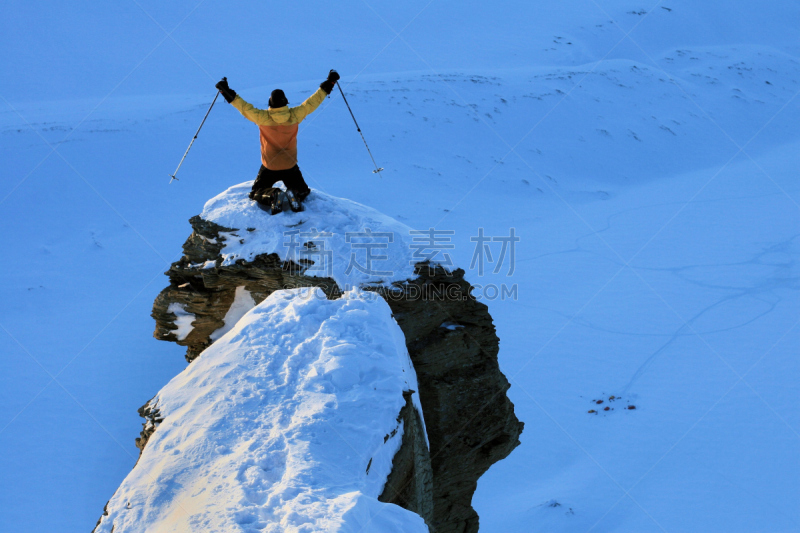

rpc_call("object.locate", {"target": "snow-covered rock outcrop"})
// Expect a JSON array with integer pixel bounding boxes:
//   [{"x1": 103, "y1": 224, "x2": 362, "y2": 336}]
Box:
[
  {"x1": 197, "y1": 183, "x2": 423, "y2": 287},
  {"x1": 96, "y1": 288, "x2": 429, "y2": 532},
  {"x1": 133, "y1": 184, "x2": 523, "y2": 532},
  {"x1": 153, "y1": 185, "x2": 434, "y2": 361}
]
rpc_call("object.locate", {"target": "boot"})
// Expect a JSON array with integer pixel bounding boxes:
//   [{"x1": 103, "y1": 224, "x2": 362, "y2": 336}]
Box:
[
  {"x1": 250, "y1": 187, "x2": 283, "y2": 215},
  {"x1": 269, "y1": 192, "x2": 283, "y2": 215},
  {"x1": 285, "y1": 189, "x2": 303, "y2": 212},
  {"x1": 250, "y1": 187, "x2": 277, "y2": 203}
]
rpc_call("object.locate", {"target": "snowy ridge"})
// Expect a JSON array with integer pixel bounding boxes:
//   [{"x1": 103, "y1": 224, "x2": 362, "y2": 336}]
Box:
[
  {"x1": 201, "y1": 183, "x2": 446, "y2": 289},
  {"x1": 95, "y1": 288, "x2": 428, "y2": 533}
]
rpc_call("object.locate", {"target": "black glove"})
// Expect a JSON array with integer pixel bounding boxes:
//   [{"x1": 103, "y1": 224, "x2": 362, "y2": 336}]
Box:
[
  {"x1": 320, "y1": 70, "x2": 339, "y2": 94},
  {"x1": 215, "y1": 77, "x2": 237, "y2": 103}
]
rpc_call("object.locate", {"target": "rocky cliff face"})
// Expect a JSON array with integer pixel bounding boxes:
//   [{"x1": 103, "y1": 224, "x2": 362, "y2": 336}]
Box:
[{"x1": 148, "y1": 210, "x2": 523, "y2": 532}]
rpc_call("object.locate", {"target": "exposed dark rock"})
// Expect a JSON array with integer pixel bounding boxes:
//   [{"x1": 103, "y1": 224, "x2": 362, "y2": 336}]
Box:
[
  {"x1": 371, "y1": 267, "x2": 523, "y2": 532},
  {"x1": 134, "y1": 397, "x2": 162, "y2": 458},
  {"x1": 93, "y1": 400, "x2": 162, "y2": 533},
  {"x1": 145, "y1": 214, "x2": 523, "y2": 532},
  {"x1": 379, "y1": 390, "x2": 435, "y2": 529},
  {"x1": 151, "y1": 217, "x2": 339, "y2": 362},
  {"x1": 92, "y1": 500, "x2": 111, "y2": 533}
]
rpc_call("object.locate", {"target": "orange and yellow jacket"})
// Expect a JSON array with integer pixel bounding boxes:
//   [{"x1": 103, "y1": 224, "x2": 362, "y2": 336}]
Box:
[{"x1": 231, "y1": 87, "x2": 327, "y2": 170}]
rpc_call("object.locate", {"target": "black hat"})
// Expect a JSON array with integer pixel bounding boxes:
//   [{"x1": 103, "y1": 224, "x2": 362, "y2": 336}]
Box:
[{"x1": 269, "y1": 89, "x2": 288, "y2": 108}]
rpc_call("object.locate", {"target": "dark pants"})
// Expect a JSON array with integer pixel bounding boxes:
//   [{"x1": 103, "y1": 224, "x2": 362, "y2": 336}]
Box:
[{"x1": 251, "y1": 165, "x2": 311, "y2": 200}]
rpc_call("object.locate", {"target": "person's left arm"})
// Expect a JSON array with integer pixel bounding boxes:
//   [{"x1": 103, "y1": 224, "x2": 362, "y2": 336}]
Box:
[{"x1": 292, "y1": 70, "x2": 340, "y2": 123}]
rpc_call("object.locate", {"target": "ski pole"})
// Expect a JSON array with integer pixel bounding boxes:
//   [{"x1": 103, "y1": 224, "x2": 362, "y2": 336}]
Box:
[
  {"x1": 169, "y1": 90, "x2": 220, "y2": 183},
  {"x1": 336, "y1": 81, "x2": 384, "y2": 176}
]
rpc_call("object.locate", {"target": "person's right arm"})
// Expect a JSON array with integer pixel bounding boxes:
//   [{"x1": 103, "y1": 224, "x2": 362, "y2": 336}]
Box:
[
  {"x1": 215, "y1": 77, "x2": 276, "y2": 126},
  {"x1": 230, "y1": 96, "x2": 276, "y2": 126}
]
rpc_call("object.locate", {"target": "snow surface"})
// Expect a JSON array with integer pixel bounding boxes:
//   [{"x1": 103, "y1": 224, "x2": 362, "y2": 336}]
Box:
[
  {"x1": 209, "y1": 286, "x2": 256, "y2": 341},
  {"x1": 201, "y1": 183, "x2": 436, "y2": 288},
  {"x1": 95, "y1": 287, "x2": 428, "y2": 533},
  {"x1": 2, "y1": 1, "x2": 799, "y2": 532},
  {"x1": 167, "y1": 303, "x2": 195, "y2": 341}
]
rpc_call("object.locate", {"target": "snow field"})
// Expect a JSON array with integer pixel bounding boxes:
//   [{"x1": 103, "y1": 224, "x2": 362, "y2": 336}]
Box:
[
  {"x1": 95, "y1": 287, "x2": 428, "y2": 533},
  {"x1": 2, "y1": 1, "x2": 799, "y2": 530}
]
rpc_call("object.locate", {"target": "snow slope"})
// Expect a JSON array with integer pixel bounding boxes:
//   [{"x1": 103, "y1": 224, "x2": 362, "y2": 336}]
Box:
[
  {"x1": 95, "y1": 287, "x2": 427, "y2": 533},
  {"x1": 1, "y1": 1, "x2": 799, "y2": 532}
]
